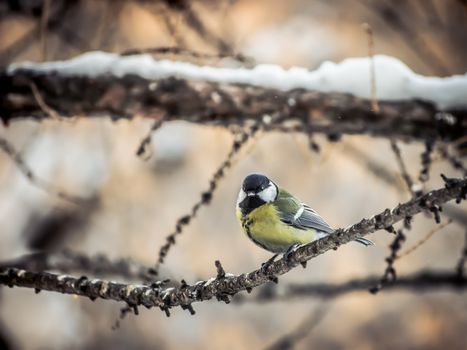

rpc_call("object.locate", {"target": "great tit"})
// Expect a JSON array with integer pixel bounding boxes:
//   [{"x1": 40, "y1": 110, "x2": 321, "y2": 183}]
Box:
[{"x1": 236, "y1": 174, "x2": 373, "y2": 260}]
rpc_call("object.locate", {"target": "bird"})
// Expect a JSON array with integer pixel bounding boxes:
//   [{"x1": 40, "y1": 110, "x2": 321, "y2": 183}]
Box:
[{"x1": 236, "y1": 173, "x2": 373, "y2": 267}]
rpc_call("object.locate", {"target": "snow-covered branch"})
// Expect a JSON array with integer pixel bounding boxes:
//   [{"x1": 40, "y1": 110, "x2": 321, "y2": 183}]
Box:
[{"x1": 1, "y1": 52, "x2": 466, "y2": 141}]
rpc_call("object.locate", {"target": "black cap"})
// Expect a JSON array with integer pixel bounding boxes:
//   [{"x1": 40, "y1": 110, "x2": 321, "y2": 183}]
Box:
[{"x1": 242, "y1": 173, "x2": 270, "y2": 193}]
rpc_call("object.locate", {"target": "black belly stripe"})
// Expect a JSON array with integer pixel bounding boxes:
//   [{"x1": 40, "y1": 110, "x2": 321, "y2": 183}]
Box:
[{"x1": 241, "y1": 216, "x2": 270, "y2": 251}]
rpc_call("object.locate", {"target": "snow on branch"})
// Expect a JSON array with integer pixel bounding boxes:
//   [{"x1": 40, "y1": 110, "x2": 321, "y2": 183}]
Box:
[
  {"x1": 1, "y1": 52, "x2": 466, "y2": 141},
  {"x1": 1, "y1": 176, "x2": 466, "y2": 314},
  {"x1": 6, "y1": 52, "x2": 467, "y2": 109}
]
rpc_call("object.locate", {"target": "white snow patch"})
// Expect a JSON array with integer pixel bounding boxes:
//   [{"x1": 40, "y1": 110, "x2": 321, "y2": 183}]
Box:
[
  {"x1": 8, "y1": 51, "x2": 467, "y2": 109},
  {"x1": 204, "y1": 277, "x2": 216, "y2": 286}
]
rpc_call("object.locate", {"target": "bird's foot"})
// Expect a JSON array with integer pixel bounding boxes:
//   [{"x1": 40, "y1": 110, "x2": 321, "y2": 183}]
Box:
[
  {"x1": 260, "y1": 254, "x2": 278, "y2": 274},
  {"x1": 284, "y1": 243, "x2": 303, "y2": 265}
]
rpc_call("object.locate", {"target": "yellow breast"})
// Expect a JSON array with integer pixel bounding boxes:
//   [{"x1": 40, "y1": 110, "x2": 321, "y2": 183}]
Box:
[{"x1": 236, "y1": 204, "x2": 317, "y2": 253}]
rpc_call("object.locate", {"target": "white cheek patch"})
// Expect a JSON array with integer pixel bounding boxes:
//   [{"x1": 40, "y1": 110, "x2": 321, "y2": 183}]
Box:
[
  {"x1": 237, "y1": 189, "x2": 247, "y2": 205},
  {"x1": 257, "y1": 183, "x2": 277, "y2": 203}
]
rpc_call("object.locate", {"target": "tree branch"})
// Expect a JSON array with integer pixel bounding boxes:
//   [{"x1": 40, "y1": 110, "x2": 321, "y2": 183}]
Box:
[
  {"x1": 0, "y1": 251, "x2": 150, "y2": 281},
  {"x1": 1, "y1": 176, "x2": 465, "y2": 313},
  {"x1": 1, "y1": 70, "x2": 465, "y2": 142},
  {"x1": 239, "y1": 270, "x2": 467, "y2": 303}
]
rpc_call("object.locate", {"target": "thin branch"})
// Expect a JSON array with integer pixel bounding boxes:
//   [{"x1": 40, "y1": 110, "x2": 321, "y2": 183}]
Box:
[
  {"x1": 418, "y1": 139, "x2": 435, "y2": 182},
  {"x1": 173, "y1": 0, "x2": 232, "y2": 54},
  {"x1": 0, "y1": 137, "x2": 87, "y2": 204},
  {"x1": 239, "y1": 270, "x2": 467, "y2": 303},
  {"x1": 265, "y1": 303, "x2": 330, "y2": 350},
  {"x1": 149, "y1": 123, "x2": 260, "y2": 277},
  {"x1": 121, "y1": 46, "x2": 251, "y2": 64},
  {"x1": 30, "y1": 82, "x2": 60, "y2": 120},
  {"x1": 396, "y1": 219, "x2": 453, "y2": 260},
  {"x1": 1, "y1": 177, "x2": 465, "y2": 312},
  {"x1": 363, "y1": 22, "x2": 379, "y2": 113},
  {"x1": 40, "y1": 0, "x2": 51, "y2": 61},
  {"x1": 0, "y1": 251, "x2": 151, "y2": 281},
  {"x1": 342, "y1": 141, "x2": 403, "y2": 191},
  {"x1": 438, "y1": 144, "x2": 467, "y2": 177},
  {"x1": 370, "y1": 219, "x2": 410, "y2": 294},
  {"x1": 390, "y1": 140, "x2": 420, "y2": 196},
  {"x1": 135, "y1": 117, "x2": 166, "y2": 160},
  {"x1": 457, "y1": 230, "x2": 467, "y2": 277}
]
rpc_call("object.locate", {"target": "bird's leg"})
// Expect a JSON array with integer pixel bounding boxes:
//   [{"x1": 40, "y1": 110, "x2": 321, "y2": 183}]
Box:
[
  {"x1": 260, "y1": 253, "x2": 278, "y2": 274},
  {"x1": 284, "y1": 243, "x2": 302, "y2": 264}
]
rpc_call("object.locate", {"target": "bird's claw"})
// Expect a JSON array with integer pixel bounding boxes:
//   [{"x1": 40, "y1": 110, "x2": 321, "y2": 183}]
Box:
[
  {"x1": 260, "y1": 254, "x2": 278, "y2": 274},
  {"x1": 284, "y1": 243, "x2": 302, "y2": 264}
]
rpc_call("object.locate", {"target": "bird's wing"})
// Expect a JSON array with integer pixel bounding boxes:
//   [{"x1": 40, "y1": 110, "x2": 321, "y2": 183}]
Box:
[{"x1": 275, "y1": 189, "x2": 334, "y2": 233}]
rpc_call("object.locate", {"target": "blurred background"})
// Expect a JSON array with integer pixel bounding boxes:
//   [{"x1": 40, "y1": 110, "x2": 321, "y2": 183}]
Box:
[{"x1": 0, "y1": 0, "x2": 466, "y2": 349}]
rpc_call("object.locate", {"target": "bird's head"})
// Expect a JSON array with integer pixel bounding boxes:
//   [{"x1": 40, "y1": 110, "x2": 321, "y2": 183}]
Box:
[{"x1": 237, "y1": 173, "x2": 278, "y2": 214}]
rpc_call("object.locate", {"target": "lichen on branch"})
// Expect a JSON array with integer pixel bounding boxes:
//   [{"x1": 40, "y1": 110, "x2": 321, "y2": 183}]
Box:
[{"x1": 1, "y1": 176, "x2": 465, "y2": 314}]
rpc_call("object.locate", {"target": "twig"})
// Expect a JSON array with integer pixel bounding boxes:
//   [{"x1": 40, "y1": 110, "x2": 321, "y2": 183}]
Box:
[
  {"x1": 135, "y1": 117, "x2": 166, "y2": 160},
  {"x1": 0, "y1": 137, "x2": 87, "y2": 204},
  {"x1": 342, "y1": 141, "x2": 403, "y2": 191},
  {"x1": 40, "y1": 0, "x2": 51, "y2": 61},
  {"x1": 148, "y1": 123, "x2": 261, "y2": 277},
  {"x1": 238, "y1": 270, "x2": 467, "y2": 303},
  {"x1": 121, "y1": 46, "x2": 251, "y2": 64},
  {"x1": 307, "y1": 134, "x2": 321, "y2": 153},
  {"x1": 30, "y1": 82, "x2": 60, "y2": 120},
  {"x1": 370, "y1": 221, "x2": 409, "y2": 294},
  {"x1": 0, "y1": 177, "x2": 465, "y2": 312},
  {"x1": 438, "y1": 144, "x2": 467, "y2": 177},
  {"x1": 364, "y1": 0, "x2": 451, "y2": 75},
  {"x1": 396, "y1": 219, "x2": 453, "y2": 260},
  {"x1": 418, "y1": 139, "x2": 435, "y2": 182},
  {"x1": 265, "y1": 303, "x2": 330, "y2": 350},
  {"x1": 363, "y1": 23, "x2": 379, "y2": 113},
  {"x1": 112, "y1": 305, "x2": 135, "y2": 330},
  {"x1": 0, "y1": 251, "x2": 152, "y2": 281},
  {"x1": 173, "y1": 0, "x2": 232, "y2": 55},
  {"x1": 390, "y1": 140, "x2": 420, "y2": 196},
  {"x1": 457, "y1": 230, "x2": 467, "y2": 277}
]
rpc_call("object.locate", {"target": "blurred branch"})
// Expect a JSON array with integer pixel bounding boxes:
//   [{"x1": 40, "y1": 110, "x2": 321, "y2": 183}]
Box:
[
  {"x1": 0, "y1": 177, "x2": 466, "y2": 312},
  {"x1": 0, "y1": 0, "x2": 83, "y2": 66},
  {"x1": 443, "y1": 205, "x2": 467, "y2": 227},
  {"x1": 0, "y1": 137, "x2": 88, "y2": 204},
  {"x1": 418, "y1": 139, "x2": 435, "y2": 183},
  {"x1": 158, "y1": 0, "x2": 233, "y2": 54},
  {"x1": 438, "y1": 144, "x2": 467, "y2": 177},
  {"x1": 265, "y1": 303, "x2": 330, "y2": 350},
  {"x1": 342, "y1": 141, "x2": 403, "y2": 191},
  {"x1": 0, "y1": 251, "x2": 150, "y2": 281},
  {"x1": 361, "y1": 0, "x2": 452, "y2": 75},
  {"x1": 148, "y1": 123, "x2": 260, "y2": 277},
  {"x1": 370, "y1": 219, "x2": 409, "y2": 294},
  {"x1": 457, "y1": 230, "x2": 467, "y2": 277},
  {"x1": 396, "y1": 219, "x2": 453, "y2": 260},
  {"x1": 390, "y1": 140, "x2": 419, "y2": 196},
  {"x1": 121, "y1": 46, "x2": 252, "y2": 64},
  {"x1": 363, "y1": 22, "x2": 379, "y2": 113},
  {"x1": 40, "y1": 0, "x2": 51, "y2": 61},
  {"x1": 135, "y1": 117, "x2": 166, "y2": 159},
  {"x1": 239, "y1": 270, "x2": 467, "y2": 303},
  {"x1": 1, "y1": 71, "x2": 465, "y2": 142}
]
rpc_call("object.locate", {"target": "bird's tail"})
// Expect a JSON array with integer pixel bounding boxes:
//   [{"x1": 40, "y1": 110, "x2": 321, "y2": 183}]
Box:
[{"x1": 355, "y1": 237, "x2": 374, "y2": 246}]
